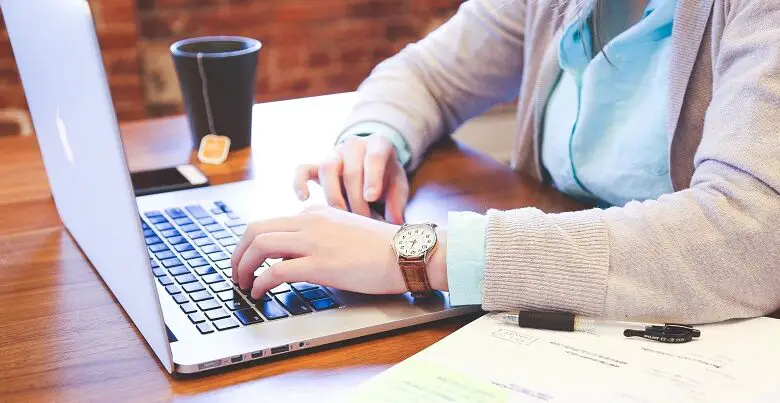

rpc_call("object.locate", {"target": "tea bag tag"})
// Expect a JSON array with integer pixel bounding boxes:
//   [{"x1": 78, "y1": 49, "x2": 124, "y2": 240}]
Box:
[{"x1": 197, "y1": 134, "x2": 231, "y2": 164}]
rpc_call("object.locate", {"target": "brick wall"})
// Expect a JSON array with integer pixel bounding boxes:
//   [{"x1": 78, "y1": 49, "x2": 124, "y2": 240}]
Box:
[{"x1": 0, "y1": 0, "x2": 463, "y2": 136}]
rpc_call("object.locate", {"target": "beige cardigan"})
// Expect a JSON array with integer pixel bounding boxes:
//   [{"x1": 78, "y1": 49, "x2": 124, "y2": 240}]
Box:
[{"x1": 344, "y1": 0, "x2": 780, "y2": 323}]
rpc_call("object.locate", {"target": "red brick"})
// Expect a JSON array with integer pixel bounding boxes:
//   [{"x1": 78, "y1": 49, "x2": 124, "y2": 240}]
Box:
[
  {"x1": 98, "y1": 25, "x2": 140, "y2": 51},
  {"x1": 350, "y1": 0, "x2": 405, "y2": 18},
  {"x1": 385, "y1": 21, "x2": 418, "y2": 42},
  {"x1": 0, "y1": 85, "x2": 28, "y2": 108},
  {"x1": 307, "y1": 51, "x2": 331, "y2": 68},
  {"x1": 102, "y1": 50, "x2": 142, "y2": 76}
]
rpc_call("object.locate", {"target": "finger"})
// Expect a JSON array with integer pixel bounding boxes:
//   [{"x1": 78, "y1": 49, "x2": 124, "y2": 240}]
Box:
[
  {"x1": 384, "y1": 164, "x2": 409, "y2": 225},
  {"x1": 236, "y1": 232, "x2": 308, "y2": 290},
  {"x1": 293, "y1": 164, "x2": 319, "y2": 201},
  {"x1": 251, "y1": 257, "x2": 313, "y2": 299},
  {"x1": 363, "y1": 138, "x2": 394, "y2": 202},
  {"x1": 231, "y1": 216, "x2": 307, "y2": 281},
  {"x1": 318, "y1": 153, "x2": 348, "y2": 210},
  {"x1": 341, "y1": 147, "x2": 371, "y2": 217}
]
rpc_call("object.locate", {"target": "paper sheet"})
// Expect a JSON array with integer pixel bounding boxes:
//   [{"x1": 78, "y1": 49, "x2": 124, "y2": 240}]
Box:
[{"x1": 350, "y1": 315, "x2": 780, "y2": 402}]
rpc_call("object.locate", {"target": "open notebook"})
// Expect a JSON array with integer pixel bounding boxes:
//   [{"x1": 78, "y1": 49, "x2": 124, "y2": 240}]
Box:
[{"x1": 350, "y1": 314, "x2": 780, "y2": 402}]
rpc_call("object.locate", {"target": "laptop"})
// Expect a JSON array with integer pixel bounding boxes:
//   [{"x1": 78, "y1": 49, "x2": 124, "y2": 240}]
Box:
[{"x1": 1, "y1": 0, "x2": 478, "y2": 374}]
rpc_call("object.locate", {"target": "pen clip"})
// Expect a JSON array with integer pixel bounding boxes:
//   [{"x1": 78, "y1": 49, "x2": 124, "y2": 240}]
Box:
[{"x1": 623, "y1": 323, "x2": 701, "y2": 343}]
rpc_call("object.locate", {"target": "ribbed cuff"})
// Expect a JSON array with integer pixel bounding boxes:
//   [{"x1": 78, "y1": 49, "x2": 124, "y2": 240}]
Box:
[
  {"x1": 446, "y1": 211, "x2": 488, "y2": 306},
  {"x1": 483, "y1": 208, "x2": 610, "y2": 316}
]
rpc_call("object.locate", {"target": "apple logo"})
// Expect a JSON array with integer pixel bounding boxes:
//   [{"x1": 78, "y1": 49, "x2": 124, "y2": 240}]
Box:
[{"x1": 55, "y1": 108, "x2": 75, "y2": 164}]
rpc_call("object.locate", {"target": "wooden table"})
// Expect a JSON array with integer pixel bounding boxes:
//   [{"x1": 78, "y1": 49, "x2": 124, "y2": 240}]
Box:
[{"x1": 0, "y1": 94, "x2": 585, "y2": 402}]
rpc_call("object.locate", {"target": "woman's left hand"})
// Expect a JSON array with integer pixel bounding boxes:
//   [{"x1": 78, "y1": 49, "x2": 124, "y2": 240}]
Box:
[{"x1": 231, "y1": 206, "x2": 446, "y2": 300}]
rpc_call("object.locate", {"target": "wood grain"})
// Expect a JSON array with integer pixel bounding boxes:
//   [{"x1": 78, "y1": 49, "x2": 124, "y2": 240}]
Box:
[{"x1": 0, "y1": 94, "x2": 583, "y2": 402}]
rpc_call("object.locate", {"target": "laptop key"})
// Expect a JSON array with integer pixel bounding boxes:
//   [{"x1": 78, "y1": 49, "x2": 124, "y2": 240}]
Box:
[
  {"x1": 149, "y1": 243, "x2": 168, "y2": 253},
  {"x1": 188, "y1": 312, "x2": 206, "y2": 324},
  {"x1": 235, "y1": 308, "x2": 264, "y2": 325},
  {"x1": 194, "y1": 238, "x2": 214, "y2": 247},
  {"x1": 194, "y1": 265, "x2": 217, "y2": 276},
  {"x1": 204, "y1": 224, "x2": 224, "y2": 233},
  {"x1": 174, "y1": 243, "x2": 194, "y2": 252},
  {"x1": 300, "y1": 288, "x2": 328, "y2": 301},
  {"x1": 145, "y1": 210, "x2": 163, "y2": 218},
  {"x1": 190, "y1": 290, "x2": 212, "y2": 301},
  {"x1": 201, "y1": 244, "x2": 221, "y2": 254},
  {"x1": 207, "y1": 252, "x2": 229, "y2": 262},
  {"x1": 161, "y1": 229, "x2": 180, "y2": 238},
  {"x1": 155, "y1": 250, "x2": 176, "y2": 260},
  {"x1": 175, "y1": 273, "x2": 198, "y2": 284},
  {"x1": 311, "y1": 298, "x2": 338, "y2": 311},
  {"x1": 197, "y1": 216, "x2": 216, "y2": 225},
  {"x1": 231, "y1": 225, "x2": 247, "y2": 236},
  {"x1": 165, "y1": 208, "x2": 187, "y2": 219},
  {"x1": 165, "y1": 284, "x2": 180, "y2": 295},
  {"x1": 226, "y1": 245, "x2": 236, "y2": 254},
  {"x1": 276, "y1": 291, "x2": 311, "y2": 315},
  {"x1": 161, "y1": 257, "x2": 182, "y2": 268},
  {"x1": 143, "y1": 229, "x2": 155, "y2": 237},
  {"x1": 210, "y1": 282, "x2": 232, "y2": 293},
  {"x1": 211, "y1": 207, "x2": 225, "y2": 215},
  {"x1": 180, "y1": 250, "x2": 200, "y2": 260},
  {"x1": 150, "y1": 259, "x2": 159, "y2": 268},
  {"x1": 180, "y1": 223, "x2": 199, "y2": 233},
  {"x1": 152, "y1": 267, "x2": 166, "y2": 277},
  {"x1": 206, "y1": 308, "x2": 230, "y2": 321},
  {"x1": 174, "y1": 217, "x2": 193, "y2": 226},
  {"x1": 167, "y1": 265, "x2": 189, "y2": 276},
  {"x1": 291, "y1": 282, "x2": 319, "y2": 292},
  {"x1": 188, "y1": 258, "x2": 209, "y2": 268},
  {"x1": 217, "y1": 290, "x2": 238, "y2": 302},
  {"x1": 167, "y1": 236, "x2": 187, "y2": 245},
  {"x1": 215, "y1": 260, "x2": 232, "y2": 270},
  {"x1": 187, "y1": 230, "x2": 207, "y2": 240},
  {"x1": 219, "y1": 237, "x2": 237, "y2": 247},
  {"x1": 213, "y1": 317, "x2": 239, "y2": 331},
  {"x1": 221, "y1": 269, "x2": 232, "y2": 278},
  {"x1": 202, "y1": 273, "x2": 224, "y2": 284},
  {"x1": 224, "y1": 298, "x2": 250, "y2": 311},
  {"x1": 224, "y1": 219, "x2": 246, "y2": 228},
  {"x1": 196, "y1": 322, "x2": 214, "y2": 334},
  {"x1": 145, "y1": 236, "x2": 162, "y2": 245},
  {"x1": 148, "y1": 215, "x2": 167, "y2": 224},
  {"x1": 155, "y1": 222, "x2": 173, "y2": 231},
  {"x1": 270, "y1": 283, "x2": 291, "y2": 294},
  {"x1": 211, "y1": 230, "x2": 231, "y2": 239},
  {"x1": 183, "y1": 282, "x2": 206, "y2": 293},
  {"x1": 172, "y1": 293, "x2": 189, "y2": 304},
  {"x1": 257, "y1": 300, "x2": 289, "y2": 320},
  {"x1": 180, "y1": 302, "x2": 197, "y2": 314},
  {"x1": 158, "y1": 275, "x2": 174, "y2": 286},
  {"x1": 185, "y1": 205, "x2": 210, "y2": 219},
  {"x1": 197, "y1": 299, "x2": 221, "y2": 311}
]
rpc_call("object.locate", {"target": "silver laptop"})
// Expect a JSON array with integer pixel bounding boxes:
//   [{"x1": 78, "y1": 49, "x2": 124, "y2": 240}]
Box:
[{"x1": 2, "y1": 0, "x2": 477, "y2": 374}]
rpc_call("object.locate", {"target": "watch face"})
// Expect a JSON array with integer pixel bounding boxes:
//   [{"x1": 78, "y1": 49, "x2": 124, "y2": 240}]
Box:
[{"x1": 393, "y1": 224, "x2": 437, "y2": 258}]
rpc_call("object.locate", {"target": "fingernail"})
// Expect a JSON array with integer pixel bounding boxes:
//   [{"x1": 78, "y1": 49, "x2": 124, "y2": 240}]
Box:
[
  {"x1": 364, "y1": 186, "x2": 376, "y2": 200},
  {"x1": 296, "y1": 189, "x2": 306, "y2": 200}
]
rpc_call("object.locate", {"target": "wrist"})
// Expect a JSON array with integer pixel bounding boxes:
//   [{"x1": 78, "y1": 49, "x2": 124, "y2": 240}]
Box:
[{"x1": 426, "y1": 227, "x2": 448, "y2": 291}]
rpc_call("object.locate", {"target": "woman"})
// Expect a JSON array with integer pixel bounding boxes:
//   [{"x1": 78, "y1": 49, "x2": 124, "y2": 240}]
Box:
[{"x1": 231, "y1": 0, "x2": 780, "y2": 323}]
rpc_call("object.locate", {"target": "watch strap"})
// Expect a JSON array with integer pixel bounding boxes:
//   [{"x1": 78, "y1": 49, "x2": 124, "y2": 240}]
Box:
[{"x1": 399, "y1": 257, "x2": 433, "y2": 298}]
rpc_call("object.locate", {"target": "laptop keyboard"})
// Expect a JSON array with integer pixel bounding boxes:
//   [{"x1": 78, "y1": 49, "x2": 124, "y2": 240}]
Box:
[{"x1": 141, "y1": 201, "x2": 342, "y2": 335}]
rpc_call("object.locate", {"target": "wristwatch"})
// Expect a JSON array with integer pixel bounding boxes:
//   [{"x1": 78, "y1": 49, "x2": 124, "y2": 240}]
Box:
[{"x1": 391, "y1": 223, "x2": 438, "y2": 298}]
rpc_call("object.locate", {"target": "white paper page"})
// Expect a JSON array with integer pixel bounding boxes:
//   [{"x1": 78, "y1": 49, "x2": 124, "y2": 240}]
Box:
[{"x1": 350, "y1": 315, "x2": 780, "y2": 402}]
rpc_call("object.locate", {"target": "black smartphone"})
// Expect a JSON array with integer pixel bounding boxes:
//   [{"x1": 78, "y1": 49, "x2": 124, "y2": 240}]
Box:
[{"x1": 130, "y1": 164, "x2": 209, "y2": 196}]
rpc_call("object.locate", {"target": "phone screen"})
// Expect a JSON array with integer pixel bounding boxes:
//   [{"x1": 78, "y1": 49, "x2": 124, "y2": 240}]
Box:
[{"x1": 130, "y1": 165, "x2": 209, "y2": 196}]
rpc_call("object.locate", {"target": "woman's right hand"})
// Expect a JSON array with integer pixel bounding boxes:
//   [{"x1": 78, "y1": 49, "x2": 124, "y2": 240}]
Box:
[{"x1": 293, "y1": 135, "x2": 409, "y2": 225}]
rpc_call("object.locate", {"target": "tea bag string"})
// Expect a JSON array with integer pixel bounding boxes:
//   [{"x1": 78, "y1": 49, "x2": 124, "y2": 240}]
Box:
[{"x1": 196, "y1": 52, "x2": 217, "y2": 135}]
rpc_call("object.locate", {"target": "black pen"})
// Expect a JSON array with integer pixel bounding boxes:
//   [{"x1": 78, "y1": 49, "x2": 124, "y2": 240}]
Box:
[{"x1": 494, "y1": 311, "x2": 701, "y2": 344}]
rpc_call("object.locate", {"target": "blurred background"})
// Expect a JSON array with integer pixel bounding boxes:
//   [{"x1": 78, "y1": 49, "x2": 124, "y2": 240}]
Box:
[{"x1": 0, "y1": 0, "x2": 516, "y2": 162}]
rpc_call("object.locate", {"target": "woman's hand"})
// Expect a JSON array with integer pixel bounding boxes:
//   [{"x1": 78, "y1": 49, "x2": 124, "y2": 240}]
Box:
[
  {"x1": 293, "y1": 135, "x2": 408, "y2": 224},
  {"x1": 230, "y1": 206, "x2": 447, "y2": 300}
]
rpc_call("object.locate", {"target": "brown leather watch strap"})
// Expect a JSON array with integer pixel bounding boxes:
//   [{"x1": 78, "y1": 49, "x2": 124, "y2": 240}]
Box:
[{"x1": 398, "y1": 257, "x2": 433, "y2": 298}]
